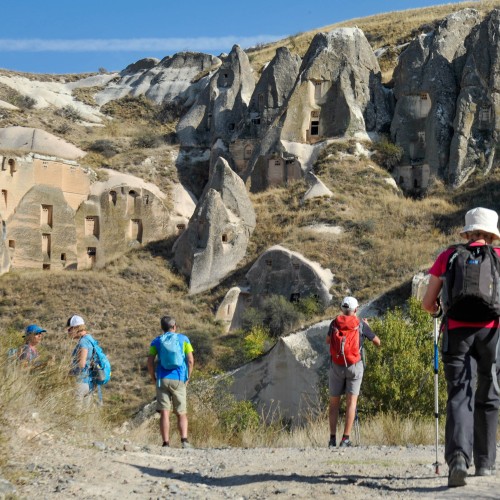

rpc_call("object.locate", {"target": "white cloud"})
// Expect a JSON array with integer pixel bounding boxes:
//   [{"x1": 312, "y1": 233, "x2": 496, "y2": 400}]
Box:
[{"x1": 0, "y1": 35, "x2": 285, "y2": 52}]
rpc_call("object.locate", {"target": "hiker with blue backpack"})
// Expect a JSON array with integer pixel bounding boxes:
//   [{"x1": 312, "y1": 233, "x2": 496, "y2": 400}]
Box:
[
  {"x1": 67, "y1": 314, "x2": 111, "y2": 405},
  {"x1": 326, "y1": 296, "x2": 380, "y2": 448},
  {"x1": 147, "y1": 316, "x2": 194, "y2": 448},
  {"x1": 423, "y1": 207, "x2": 500, "y2": 487}
]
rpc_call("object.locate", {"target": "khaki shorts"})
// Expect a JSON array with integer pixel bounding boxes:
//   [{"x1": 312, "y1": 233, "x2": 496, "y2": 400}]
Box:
[
  {"x1": 329, "y1": 361, "x2": 364, "y2": 396},
  {"x1": 156, "y1": 378, "x2": 187, "y2": 413}
]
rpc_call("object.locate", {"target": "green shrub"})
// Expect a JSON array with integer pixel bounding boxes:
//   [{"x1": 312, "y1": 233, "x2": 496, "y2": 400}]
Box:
[
  {"x1": 241, "y1": 295, "x2": 303, "y2": 338},
  {"x1": 56, "y1": 105, "x2": 82, "y2": 121},
  {"x1": 373, "y1": 137, "x2": 404, "y2": 170},
  {"x1": 132, "y1": 132, "x2": 163, "y2": 149},
  {"x1": 295, "y1": 296, "x2": 323, "y2": 318},
  {"x1": 88, "y1": 139, "x2": 119, "y2": 158},
  {"x1": 243, "y1": 326, "x2": 272, "y2": 361},
  {"x1": 219, "y1": 400, "x2": 260, "y2": 434},
  {"x1": 14, "y1": 94, "x2": 36, "y2": 109},
  {"x1": 187, "y1": 330, "x2": 214, "y2": 366},
  {"x1": 361, "y1": 297, "x2": 447, "y2": 416}
]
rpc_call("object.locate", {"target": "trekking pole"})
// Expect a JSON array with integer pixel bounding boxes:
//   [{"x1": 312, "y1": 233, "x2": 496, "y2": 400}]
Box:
[{"x1": 432, "y1": 315, "x2": 441, "y2": 475}]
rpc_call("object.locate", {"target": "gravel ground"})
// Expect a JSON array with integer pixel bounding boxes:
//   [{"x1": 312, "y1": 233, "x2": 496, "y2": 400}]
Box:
[{"x1": 5, "y1": 440, "x2": 499, "y2": 499}]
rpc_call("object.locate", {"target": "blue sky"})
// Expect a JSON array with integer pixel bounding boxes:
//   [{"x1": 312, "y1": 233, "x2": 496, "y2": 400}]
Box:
[{"x1": 0, "y1": 0, "x2": 474, "y2": 74}]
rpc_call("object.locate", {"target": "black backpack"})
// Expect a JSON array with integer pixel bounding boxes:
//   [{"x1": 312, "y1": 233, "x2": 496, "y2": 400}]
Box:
[{"x1": 441, "y1": 244, "x2": 500, "y2": 321}]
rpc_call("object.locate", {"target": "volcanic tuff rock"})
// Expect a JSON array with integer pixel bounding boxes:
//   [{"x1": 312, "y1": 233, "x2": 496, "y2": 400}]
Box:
[
  {"x1": 95, "y1": 52, "x2": 221, "y2": 106},
  {"x1": 245, "y1": 245, "x2": 334, "y2": 307},
  {"x1": 279, "y1": 28, "x2": 392, "y2": 143},
  {"x1": 391, "y1": 8, "x2": 481, "y2": 178},
  {"x1": 0, "y1": 214, "x2": 10, "y2": 276},
  {"x1": 173, "y1": 157, "x2": 256, "y2": 295},
  {"x1": 449, "y1": 9, "x2": 500, "y2": 186}
]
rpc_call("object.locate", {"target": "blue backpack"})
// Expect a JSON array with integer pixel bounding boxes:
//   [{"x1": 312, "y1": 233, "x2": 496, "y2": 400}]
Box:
[
  {"x1": 158, "y1": 332, "x2": 184, "y2": 370},
  {"x1": 88, "y1": 337, "x2": 111, "y2": 385}
]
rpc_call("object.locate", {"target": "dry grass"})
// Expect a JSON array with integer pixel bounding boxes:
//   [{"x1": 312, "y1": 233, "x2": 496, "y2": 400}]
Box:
[{"x1": 247, "y1": 1, "x2": 500, "y2": 80}]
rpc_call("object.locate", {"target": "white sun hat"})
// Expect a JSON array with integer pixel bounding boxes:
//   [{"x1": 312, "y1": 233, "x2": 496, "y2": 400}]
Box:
[
  {"x1": 460, "y1": 207, "x2": 500, "y2": 240},
  {"x1": 341, "y1": 296, "x2": 359, "y2": 312}
]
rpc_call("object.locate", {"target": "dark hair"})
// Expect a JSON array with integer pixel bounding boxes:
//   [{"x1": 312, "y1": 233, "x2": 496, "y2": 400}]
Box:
[{"x1": 160, "y1": 316, "x2": 176, "y2": 332}]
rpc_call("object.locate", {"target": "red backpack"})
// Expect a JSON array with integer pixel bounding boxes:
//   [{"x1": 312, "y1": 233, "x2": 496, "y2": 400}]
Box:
[{"x1": 329, "y1": 315, "x2": 362, "y2": 366}]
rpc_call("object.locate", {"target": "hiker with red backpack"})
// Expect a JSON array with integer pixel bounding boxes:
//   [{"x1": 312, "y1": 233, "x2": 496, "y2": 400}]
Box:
[
  {"x1": 423, "y1": 207, "x2": 500, "y2": 487},
  {"x1": 326, "y1": 296, "x2": 380, "y2": 448}
]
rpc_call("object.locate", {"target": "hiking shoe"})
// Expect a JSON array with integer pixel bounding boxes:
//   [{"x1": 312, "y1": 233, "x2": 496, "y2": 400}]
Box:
[
  {"x1": 328, "y1": 438, "x2": 336, "y2": 448},
  {"x1": 162, "y1": 441, "x2": 169, "y2": 447},
  {"x1": 448, "y1": 452, "x2": 467, "y2": 487},
  {"x1": 181, "y1": 441, "x2": 193, "y2": 449},
  {"x1": 339, "y1": 438, "x2": 352, "y2": 448},
  {"x1": 475, "y1": 465, "x2": 496, "y2": 476}
]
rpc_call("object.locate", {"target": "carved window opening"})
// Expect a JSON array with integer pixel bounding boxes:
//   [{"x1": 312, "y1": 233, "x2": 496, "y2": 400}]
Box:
[
  {"x1": 293, "y1": 263, "x2": 300, "y2": 270},
  {"x1": 310, "y1": 120, "x2": 319, "y2": 136},
  {"x1": 41, "y1": 205, "x2": 53, "y2": 227},
  {"x1": 274, "y1": 160, "x2": 281, "y2": 166},
  {"x1": 414, "y1": 179, "x2": 419, "y2": 188},
  {"x1": 244, "y1": 145, "x2": 253, "y2": 159},
  {"x1": 42, "y1": 234, "x2": 51, "y2": 259},
  {"x1": 87, "y1": 247, "x2": 96, "y2": 267},
  {"x1": 222, "y1": 233, "x2": 228, "y2": 243},
  {"x1": 61, "y1": 253, "x2": 66, "y2": 261},
  {"x1": 258, "y1": 93, "x2": 264, "y2": 109},
  {"x1": 1, "y1": 158, "x2": 6, "y2": 171},
  {"x1": 85, "y1": 216, "x2": 99, "y2": 237},
  {"x1": 143, "y1": 194, "x2": 150, "y2": 205},
  {"x1": 314, "y1": 81, "x2": 322, "y2": 99},
  {"x1": 228, "y1": 123, "x2": 235, "y2": 131},
  {"x1": 479, "y1": 106, "x2": 491, "y2": 123},
  {"x1": 176, "y1": 224, "x2": 186, "y2": 235},
  {"x1": 127, "y1": 190, "x2": 137, "y2": 214},
  {"x1": 251, "y1": 117, "x2": 260, "y2": 125},
  {"x1": 8, "y1": 159, "x2": 16, "y2": 174},
  {"x1": 265, "y1": 259, "x2": 272, "y2": 267},
  {"x1": 1, "y1": 189, "x2": 6, "y2": 209},
  {"x1": 109, "y1": 191, "x2": 117, "y2": 206},
  {"x1": 43, "y1": 264, "x2": 50, "y2": 270},
  {"x1": 418, "y1": 131, "x2": 425, "y2": 142},
  {"x1": 290, "y1": 293, "x2": 301, "y2": 303},
  {"x1": 207, "y1": 113, "x2": 212, "y2": 130},
  {"x1": 399, "y1": 176, "x2": 405, "y2": 186},
  {"x1": 311, "y1": 110, "x2": 320, "y2": 118},
  {"x1": 8, "y1": 240, "x2": 15, "y2": 249},
  {"x1": 420, "y1": 93, "x2": 428, "y2": 100},
  {"x1": 130, "y1": 219, "x2": 143, "y2": 243}
]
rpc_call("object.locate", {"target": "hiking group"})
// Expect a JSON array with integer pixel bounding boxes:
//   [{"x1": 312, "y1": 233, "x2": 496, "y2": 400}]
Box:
[{"x1": 12, "y1": 206, "x2": 499, "y2": 489}]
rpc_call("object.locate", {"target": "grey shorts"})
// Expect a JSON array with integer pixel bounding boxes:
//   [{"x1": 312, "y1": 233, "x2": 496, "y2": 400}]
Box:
[
  {"x1": 156, "y1": 378, "x2": 187, "y2": 413},
  {"x1": 329, "y1": 361, "x2": 364, "y2": 396}
]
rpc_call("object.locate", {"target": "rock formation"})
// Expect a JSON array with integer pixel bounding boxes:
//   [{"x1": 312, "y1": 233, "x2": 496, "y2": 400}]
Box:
[
  {"x1": 95, "y1": 52, "x2": 221, "y2": 106},
  {"x1": 173, "y1": 157, "x2": 256, "y2": 294},
  {"x1": 245, "y1": 245, "x2": 334, "y2": 307}
]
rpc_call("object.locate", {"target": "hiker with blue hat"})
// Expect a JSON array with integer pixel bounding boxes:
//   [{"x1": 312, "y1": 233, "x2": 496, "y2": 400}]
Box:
[{"x1": 18, "y1": 324, "x2": 46, "y2": 363}]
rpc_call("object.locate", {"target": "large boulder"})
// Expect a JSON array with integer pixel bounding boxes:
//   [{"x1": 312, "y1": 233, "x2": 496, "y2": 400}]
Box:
[
  {"x1": 0, "y1": 214, "x2": 10, "y2": 275},
  {"x1": 245, "y1": 245, "x2": 334, "y2": 307},
  {"x1": 230, "y1": 320, "x2": 331, "y2": 424},
  {"x1": 173, "y1": 157, "x2": 256, "y2": 294}
]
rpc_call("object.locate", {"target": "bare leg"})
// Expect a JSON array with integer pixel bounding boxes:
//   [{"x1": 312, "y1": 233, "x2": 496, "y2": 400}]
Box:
[
  {"x1": 177, "y1": 412, "x2": 188, "y2": 439},
  {"x1": 329, "y1": 396, "x2": 341, "y2": 435},
  {"x1": 159, "y1": 410, "x2": 170, "y2": 443},
  {"x1": 344, "y1": 393, "x2": 359, "y2": 436}
]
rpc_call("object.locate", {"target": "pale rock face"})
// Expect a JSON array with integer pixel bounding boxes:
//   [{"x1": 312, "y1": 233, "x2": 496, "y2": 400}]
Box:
[
  {"x1": 279, "y1": 28, "x2": 391, "y2": 143},
  {"x1": 391, "y1": 8, "x2": 481, "y2": 179},
  {"x1": 0, "y1": 214, "x2": 10, "y2": 276},
  {"x1": 448, "y1": 9, "x2": 500, "y2": 186},
  {"x1": 95, "y1": 52, "x2": 221, "y2": 106},
  {"x1": 246, "y1": 245, "x2": 334, "y2": 307},
  {"x1": 173, "y1": 157, "x2": 256, "y2": 294},
  {"x1": 0, "y1": 127, "x2": 85, "y2": 160},
  {"x1": 303, "y1": 172, "x2": 333, "y2": 200},
  {"x1": 230, "y1": 320, "x2": 331, "y2": 424}
]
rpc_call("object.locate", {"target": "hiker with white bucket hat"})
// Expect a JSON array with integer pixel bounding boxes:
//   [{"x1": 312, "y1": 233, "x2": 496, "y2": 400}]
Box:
[{"x1": 423, "y1": 207, "x2": 500, "y2": 487}]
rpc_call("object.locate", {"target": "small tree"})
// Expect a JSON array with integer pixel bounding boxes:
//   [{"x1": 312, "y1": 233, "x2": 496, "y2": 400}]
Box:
[{"x1": 361, "y1": 297, "x2": 447, "y2": 416}]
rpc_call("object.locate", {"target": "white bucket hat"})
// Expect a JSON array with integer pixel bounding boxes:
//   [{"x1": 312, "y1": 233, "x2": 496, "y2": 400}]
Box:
[
  {"x1": 341, "y1": 296, "x2": 358, "y2": 312},
  {"x1": 460, "y1": 207, "x2": 500, "y2": 240}
]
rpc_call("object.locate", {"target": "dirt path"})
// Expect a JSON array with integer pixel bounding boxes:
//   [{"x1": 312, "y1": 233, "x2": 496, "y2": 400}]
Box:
[{"x1": 8, "y1": 440, "x2": 499, "y2": 499}]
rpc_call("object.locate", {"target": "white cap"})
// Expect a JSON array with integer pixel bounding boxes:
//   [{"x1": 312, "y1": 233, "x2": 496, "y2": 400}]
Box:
[
  {"x1": 460, "y1": 207, "x2": 500, "y2": 240},
  {"x1": 68, "y1": 315, "x2": 85, "y2": 327},
  {"x1": 341, "y1": 296, "x2": 358, "y2": 312}
]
